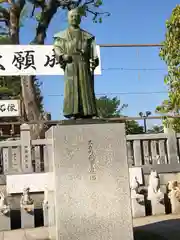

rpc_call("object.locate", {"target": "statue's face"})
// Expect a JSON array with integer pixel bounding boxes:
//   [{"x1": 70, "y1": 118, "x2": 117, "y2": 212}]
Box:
[{"x1": 68, "y1": 9, "x2": 81, "y2": 27}]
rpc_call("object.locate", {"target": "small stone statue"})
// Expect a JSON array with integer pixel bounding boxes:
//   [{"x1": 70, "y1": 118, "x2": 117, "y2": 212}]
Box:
[
  {"x1": 131, "y1": 176, "x2": 140, "y2": 196},
  {"x1": 147, "y1": 170, "x2": 165, "y2": 215},
  {"x1": 168, "y1": 181, "x2": 180, "y2": 201},
  {"x1": 42, "y1": 187, "x2": 49, "y2": 227},
  {"x1": 0, "y1": 192, "x2": 9, "y2": 215},
  {"x1": 43, "y1": 187, "x2": 48, "y2": 207},
  {"x1": 167, "y1": 180, "x2": 180, "y2": 213},
  {"x1": 53, "y1": 7, "x2": 99, "y2": 119},
  {"x1": 147, "y1": 170, "x2": 161, "y2": 200},
  {"x1": 20, "y1": 187, "x2": 34, "y2": 211},
  {"x1": 130, "y1": 176, "x2": 145, "y2": 218},
  {"x1": 130, "y1": 176, "x2": 143, "y2": 202}
]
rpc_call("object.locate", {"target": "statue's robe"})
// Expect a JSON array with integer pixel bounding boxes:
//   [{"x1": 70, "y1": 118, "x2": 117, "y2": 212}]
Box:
[{"x1": 53, "y1": 27, "x2": 99, "y2": 119}]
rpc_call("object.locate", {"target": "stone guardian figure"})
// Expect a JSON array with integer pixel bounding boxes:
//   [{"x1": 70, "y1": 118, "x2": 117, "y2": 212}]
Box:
[
  {"x1": 20, "y1": 187, "x2": 34, "y2": 213},
  {"x1": 147, "y1": 170, "x2": 165, "y2": 215},
  {"x1": 53, "y1": 8, "x2": 99, "y2": 119},
  {"x1": 0, "y1": 192, "x2": 9, "y2": 215}
]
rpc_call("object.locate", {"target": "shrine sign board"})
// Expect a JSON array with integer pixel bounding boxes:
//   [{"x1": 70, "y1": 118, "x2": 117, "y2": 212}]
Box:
[
  {"x1": 0, "y1": 100, "x2": 21, "y2": 117},
  {"x1": 0, "y1": 45, "x2": 101, "y2": 76}
]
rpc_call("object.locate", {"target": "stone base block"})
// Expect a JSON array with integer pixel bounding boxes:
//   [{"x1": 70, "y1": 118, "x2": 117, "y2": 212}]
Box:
[
  {"x1": 47, "y1": 191, "x2": 56, "y2": 240},
  {"x1": 43, "y1": 203, "x2": 48, "y2": 227},
  {"x1": 20, "y1": 204, "x2": 34, "y2": 229},
  {"x1": 151, "y1": 195, "x2": 165, "y2": 216},
  {"x1": 0, "y1": 212, "x2": 11, "y2": 231},
  {"x1": 46, "y1": 123, "x2": 134, "y2": 240},
  {"x1": 170, "y1": 198, "x2": 180, "y2": 214},
  {"x1": 131, "y1": 194, "x2": 145, "y2": 218}
]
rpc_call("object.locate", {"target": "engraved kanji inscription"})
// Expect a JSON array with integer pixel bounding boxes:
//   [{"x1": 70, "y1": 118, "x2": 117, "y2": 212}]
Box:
[{"x1": 88, "y1": 140, "x2": 96, "y2": 180}]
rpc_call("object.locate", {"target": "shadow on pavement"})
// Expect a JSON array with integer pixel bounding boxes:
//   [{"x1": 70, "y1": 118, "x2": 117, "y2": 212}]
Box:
[{"x1": 134, "y1": 218, "x2": 180, "y2": 240}]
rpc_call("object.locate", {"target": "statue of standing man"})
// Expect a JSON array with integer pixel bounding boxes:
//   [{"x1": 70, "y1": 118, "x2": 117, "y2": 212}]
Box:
[{"x1": 53, "y1": 8, "x2": 99, "y2": 119}]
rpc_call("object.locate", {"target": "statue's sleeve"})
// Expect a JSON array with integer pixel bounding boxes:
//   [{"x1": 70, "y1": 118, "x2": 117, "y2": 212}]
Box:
[
  {"x1": 53, "y1": 37, "x2": 66, "y2": 69},
  {"x1": 91, "y1": 39, "x2": 99, "y2": 68}
]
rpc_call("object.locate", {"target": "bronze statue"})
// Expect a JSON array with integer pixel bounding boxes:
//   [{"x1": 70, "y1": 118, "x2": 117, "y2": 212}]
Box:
[{"x1": 53, "y1": 8, "x2": 99, "y2": 119}]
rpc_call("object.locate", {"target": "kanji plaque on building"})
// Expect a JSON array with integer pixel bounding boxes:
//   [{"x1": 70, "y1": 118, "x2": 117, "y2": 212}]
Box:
[{"x1": 0, "y1": 100, "x2": 21, "y2": 117}]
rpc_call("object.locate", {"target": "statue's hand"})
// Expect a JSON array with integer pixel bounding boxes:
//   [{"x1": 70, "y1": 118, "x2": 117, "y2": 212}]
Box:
[
  {"x1": 63, "y1": 55, "x2": 72, "y2": 63},
  {"x1": 90, "y1": 59, "x2": 97, "y2": 71}
]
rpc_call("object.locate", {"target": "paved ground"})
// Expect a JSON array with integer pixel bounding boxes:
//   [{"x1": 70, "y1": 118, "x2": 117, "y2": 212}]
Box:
[
  {"x1": 134, "y1": 214, "x2": 180, "y2": 240},
  {"x1": 0, "y1": 214, "x2": 180, "y2": 239}
]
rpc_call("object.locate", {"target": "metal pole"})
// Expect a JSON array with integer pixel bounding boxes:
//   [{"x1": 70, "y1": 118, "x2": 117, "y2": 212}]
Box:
[{"x1": 144, "y1": 118, "x2": 147, "y2": 133}]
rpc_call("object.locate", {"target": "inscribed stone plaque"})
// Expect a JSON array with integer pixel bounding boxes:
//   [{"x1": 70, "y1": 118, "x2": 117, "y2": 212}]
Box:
[
  {"x1": 2, "y1": 148, "x2": 9, "y2": 174},
  {"x1": 46, "y1": 123, "x2": 134, "y2": 240},
  {"x1": 11, "y1": 146, "x2": 21, "y2": 173}
]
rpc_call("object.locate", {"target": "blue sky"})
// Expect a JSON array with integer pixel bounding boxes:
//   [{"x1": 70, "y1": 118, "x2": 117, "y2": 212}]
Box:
[{"x1": 20, "y1": 0, "x2": 178, "y2": 127}]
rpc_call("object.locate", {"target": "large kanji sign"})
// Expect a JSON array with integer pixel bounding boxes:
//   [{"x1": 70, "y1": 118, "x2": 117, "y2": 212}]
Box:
[{"x1": 0, "y1": 45, "x2": 101, "y2": 76}]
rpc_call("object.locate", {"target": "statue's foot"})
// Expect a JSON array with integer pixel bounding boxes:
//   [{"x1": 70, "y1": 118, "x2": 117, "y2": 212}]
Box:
[
  {"x1": 92, "y1": 116, "x2": 100, "y2": 119},
  {"x1": 70, "y1": 116, "x2": 76, "y2": 120}
]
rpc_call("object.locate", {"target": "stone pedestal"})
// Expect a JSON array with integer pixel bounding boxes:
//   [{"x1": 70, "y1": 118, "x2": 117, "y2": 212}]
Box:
[
  {"x1": 47, "y1": 191, "x2": 56, "y2": 240},
  {"x1": 43, "y1": 203, "x2": 48, "y2": 227},
  {"x1": 46, "y1": 123, "x2": 134, "y2": 240},
  {"x1": 20, "y1": 204, "x2": 35, "y2": 229},
  {"x1": 151, "y1": 192, "x2": 165, "y2": 216},
  {"x1": 131, "y1": 194, "x2": 145, "y2": 218},
  {"x1": 0, "y1": 207, "x2": 11, "y2": 231},
  {"x1": 169, "y1": 190, "x2": 180, "y2": 214}
]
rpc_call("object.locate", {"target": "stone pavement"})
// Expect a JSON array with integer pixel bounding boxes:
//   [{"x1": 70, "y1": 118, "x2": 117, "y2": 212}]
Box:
[
  {"x1": 134, "y1": 214, "x2": 180, "y2": 240},
  {"x1": 0, "y1": 214, "x2": 180, "y2": 239}
]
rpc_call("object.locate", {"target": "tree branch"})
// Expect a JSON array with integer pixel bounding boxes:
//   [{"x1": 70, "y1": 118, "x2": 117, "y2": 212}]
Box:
[
  {"x1": 31, "y1": 0, "x2": 59, "y2": 44},
  {"x1": 59, "y1": 0, "x2": 110, "y2": 19},
  {"x1": 9, "y1": 0, "x2": 25, "y2": 43},
  {"x1": 87, "y1": 8, "x2": 110, "y2": 17},
  {"x1": 0, "y1": 7, "x2": 10, "y2": 27},
  {"x1": 84, "y1": 0, "x2": 94, "y2": 5}
]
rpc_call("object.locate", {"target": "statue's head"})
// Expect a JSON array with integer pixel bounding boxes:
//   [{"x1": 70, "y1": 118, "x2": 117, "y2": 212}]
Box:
[
  {"x1": 68, "y1": 8, "x2": 81, "y2": 27},
  {"x1": 24, "y1": 187, "x2": 30, "y2": 193}
]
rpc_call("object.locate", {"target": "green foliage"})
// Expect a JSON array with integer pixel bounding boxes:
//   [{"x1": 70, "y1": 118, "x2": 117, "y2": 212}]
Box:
[
  {"x1": 35, "y1": 12, "x2": 41, "y2": 22},
  {"x1": 0, "y1": 35, "x2": 12, "y2": 44},
  {"x1": 125, "y1": 120, "x2": 144, "y2": 135},
  {"x1": 94, "y1": 0, "x2": 103, "y2": 7},
  {"x1": 0, "y1": 76, "x2": 21, "y2": 98},
  {"x1": 147, "y1": 125, "x2": 163, "y2": 133},
  {"x1": 78, "y1": 5, "x2": 88, "y2": 17},
  {"x1": 96, "y1": 96, "x2": 143, "y2": 134},
  {"x1": 156, "y1": 5, "x2": 180, "y2": 132},
  {"x1": 96, "y1": 96, "x2": 128, "y2": 118},
  {"x1": 77, "y1": 0, "x2": 109, "y2": 23}
]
